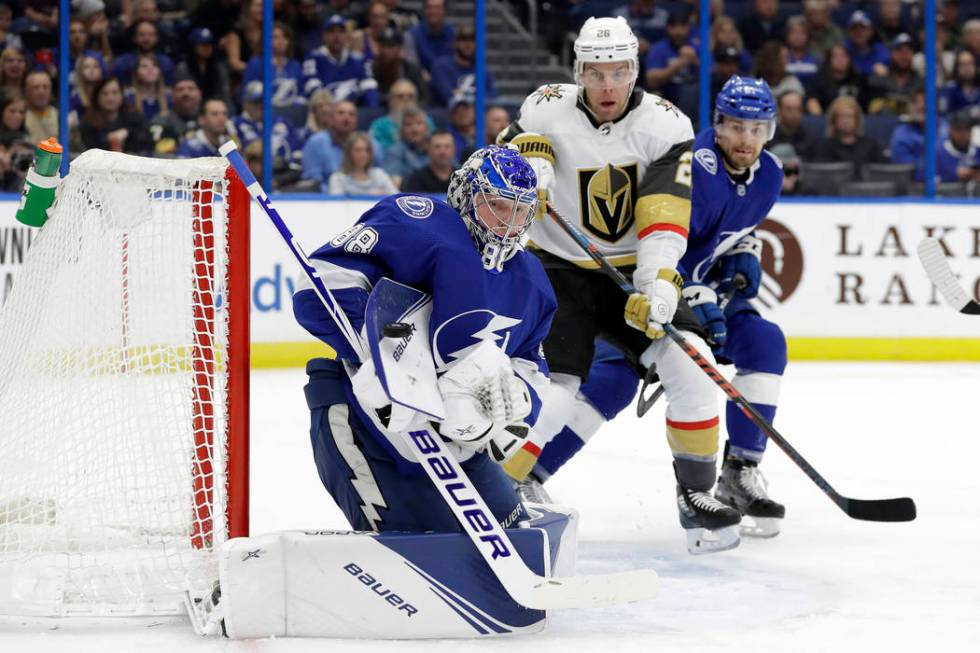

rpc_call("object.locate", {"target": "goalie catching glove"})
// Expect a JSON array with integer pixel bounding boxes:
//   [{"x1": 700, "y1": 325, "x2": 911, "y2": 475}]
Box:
[
  {"x1": 437, "y1": 340, "x2": 536, "y2": 465},
  {"x1": 625, "y1": 267, "x2": 684, "y2": 339}
]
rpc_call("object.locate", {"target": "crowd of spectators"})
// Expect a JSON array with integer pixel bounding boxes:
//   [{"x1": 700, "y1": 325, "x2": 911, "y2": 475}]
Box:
[
  {"x1": 0, "y1": 0, "x2": 501, "y2": 195},
  {"x1": 0, "y1": 0, "x2": 974, "y2": 196},
  {"x1": 605, "y1": 0, "x2": 980, "y2": 194}
]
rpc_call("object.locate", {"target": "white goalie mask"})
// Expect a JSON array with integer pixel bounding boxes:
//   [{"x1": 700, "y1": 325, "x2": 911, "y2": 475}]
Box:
[{"x1": 573, "y1": 16, "x2": 640, "y2": 95}]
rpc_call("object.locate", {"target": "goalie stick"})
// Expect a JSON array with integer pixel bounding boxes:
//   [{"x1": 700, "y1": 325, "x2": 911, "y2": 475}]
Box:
[
  {"x1": 219, "y1": 142, "x2": 658, "y2": 610},
  {"x1": 917, "y1": 237, "x2": 980, "y2": 315},
  {"x1": 546, "y1": 204, "x2": 916, "y2": 523}
]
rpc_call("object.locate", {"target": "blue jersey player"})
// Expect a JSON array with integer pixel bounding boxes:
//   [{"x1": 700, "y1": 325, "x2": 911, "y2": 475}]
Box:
[
  {"x1": 529, "y1": 76, "x2": 788, "y2": 538},
  {"x1": 292, "y1": 145, "x2": 555, "y2": 535},
  {"x1": 679, "y1": 76, "x2": 786, "y2": 537}
]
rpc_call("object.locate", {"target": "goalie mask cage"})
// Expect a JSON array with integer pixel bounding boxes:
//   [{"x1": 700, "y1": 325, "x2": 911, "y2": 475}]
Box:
[{"x1": 0, "y1": 150, "x2": 249, "y2": 617}]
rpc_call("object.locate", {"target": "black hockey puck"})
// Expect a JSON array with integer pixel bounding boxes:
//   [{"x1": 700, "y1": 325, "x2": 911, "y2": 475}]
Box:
[{"x1": 383, "y1": 322, "x2": 413, "y2": 338}]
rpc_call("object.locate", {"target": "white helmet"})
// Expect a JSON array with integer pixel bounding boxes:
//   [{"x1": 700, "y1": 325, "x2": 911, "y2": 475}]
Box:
[{"x1": 573, "y1": 16, "x2": 639, "y2": 90}]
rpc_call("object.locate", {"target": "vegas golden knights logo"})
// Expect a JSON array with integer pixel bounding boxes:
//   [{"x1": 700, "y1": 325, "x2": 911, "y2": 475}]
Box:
[{"x1": 577, "y1": 163, "x2": 638, "y2": 242}]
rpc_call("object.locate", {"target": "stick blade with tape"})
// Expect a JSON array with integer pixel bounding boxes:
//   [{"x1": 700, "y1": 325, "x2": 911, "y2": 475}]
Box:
[{"x1": 918, "y1": 238, "x2": 980, "y2": 315}]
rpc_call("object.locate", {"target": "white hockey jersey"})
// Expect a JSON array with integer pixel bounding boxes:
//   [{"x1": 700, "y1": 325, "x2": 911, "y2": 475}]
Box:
[{"x1": 502, "y1": 83, "x2": 695, "y2": 268}]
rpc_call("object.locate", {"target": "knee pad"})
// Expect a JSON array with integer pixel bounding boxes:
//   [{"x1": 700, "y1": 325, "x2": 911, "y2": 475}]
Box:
[
  {"x1": 641, "y1": 333, "x2": 720, "y2": 461},
  {"x1": 578, "y1": 351, "x2": 640, "y2": 421},
  {"x1": 642, "y1": 333, "x2": 719, "y2": 420},
  {"x1": 725, "y1": 313, "x2": 787, "y2": 375}
]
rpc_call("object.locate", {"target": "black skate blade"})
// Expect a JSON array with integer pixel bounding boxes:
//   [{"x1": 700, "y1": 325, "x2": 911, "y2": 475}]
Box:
[{"x1": 843, "y1": 497, "x2": 916, "y2": 522}]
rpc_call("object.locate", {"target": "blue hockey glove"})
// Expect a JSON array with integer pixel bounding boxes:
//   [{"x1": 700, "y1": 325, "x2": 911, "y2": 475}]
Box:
[
  {"x1": 717, "y1": 234, "x2": 762, "y2": 298},
  {"x1": 682, "y1": 284, "x2": 727, "y2": 348}
]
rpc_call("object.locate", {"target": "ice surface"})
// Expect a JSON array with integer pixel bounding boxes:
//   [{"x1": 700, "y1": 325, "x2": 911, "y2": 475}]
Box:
[{"x1": 2, "y1": 362, "x2": 978, "y2": 652}]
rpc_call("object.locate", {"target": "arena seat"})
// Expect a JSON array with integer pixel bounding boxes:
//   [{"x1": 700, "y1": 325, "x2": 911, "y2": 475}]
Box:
[
  {"x1": 273, "y1": 102, "x2": 308, "y2": 129},
  {"x1": 841, "y1": 180, "x2": 899, "y2": 197},
  {"x1": 861, "y1": 162, "x2": 915, "y2": 192},
  {"x1": 864, "y1": 114, "x2": 901, "y2": 152},
  {"x1": 356, "y1": 106, "x2": 386, "y2": 131},
  {"x1": 936, "y1": 182, "x2": 970, "y2": 197},
  {"x1": 427, "y1": 106, "x2": 450, "y2": 130},
  {"x1": 800, "y1": 114, "x2": 826, "y2": 145},
  {"x1": 800, "y1": 161, "x2": 854, "y2": 196}
]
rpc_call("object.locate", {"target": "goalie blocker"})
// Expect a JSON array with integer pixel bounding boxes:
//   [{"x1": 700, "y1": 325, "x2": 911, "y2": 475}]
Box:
[{"x1": 188, "y1": 505, "x2": 578, "y2": 638}]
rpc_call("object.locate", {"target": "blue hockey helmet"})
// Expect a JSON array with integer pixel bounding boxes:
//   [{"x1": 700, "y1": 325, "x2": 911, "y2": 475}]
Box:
[
  {"x1": 714, "y1": 75, "x2": 777, "y2": 139},
  {"x1": 447, "y1": 144, "x2": 538, "y2": 272}
]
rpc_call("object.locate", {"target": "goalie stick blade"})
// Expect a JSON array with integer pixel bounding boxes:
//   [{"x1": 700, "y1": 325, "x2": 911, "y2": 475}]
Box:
[
  {"x1": 917, "y1": 238, "x2": 980, "y2": 315},
  {"x1": 512, "y1": 569, "x2": 659, "y2": 610},
  {"x1": 842, "y1": 496, "x2": 916, "y2": 522}
]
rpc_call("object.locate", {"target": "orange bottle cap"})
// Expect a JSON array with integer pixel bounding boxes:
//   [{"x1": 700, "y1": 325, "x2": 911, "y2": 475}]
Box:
[{"x1": 38, "y1": 137, "x2": 63, "y2": 154}]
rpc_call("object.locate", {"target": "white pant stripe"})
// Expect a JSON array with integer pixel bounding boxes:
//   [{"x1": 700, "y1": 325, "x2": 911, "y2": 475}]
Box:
[{"x1": 732, "y1": 371, "x2": 782, "y2": 406}]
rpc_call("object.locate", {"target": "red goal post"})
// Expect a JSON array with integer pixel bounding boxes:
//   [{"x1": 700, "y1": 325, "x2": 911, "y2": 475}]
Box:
[{"x1": 0, "y1": 150, "x2": 249, "y2": 617}]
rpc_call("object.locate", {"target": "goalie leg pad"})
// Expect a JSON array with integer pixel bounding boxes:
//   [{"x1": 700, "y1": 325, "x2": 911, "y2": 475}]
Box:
[
  {"x1": 305, "y1": 357, "x2": 527, "y2": 533},
  {"x1": 212, "y1": 506, "x2": 577, "y2": 639}
]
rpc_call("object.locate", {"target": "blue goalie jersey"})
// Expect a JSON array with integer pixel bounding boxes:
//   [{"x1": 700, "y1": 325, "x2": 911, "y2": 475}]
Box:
[
  {"x1": 293, "y1": 194, "x2": 557, "y2": 470},
  {"x1": 680, "y1": 128, "x2": 784, "y2": 284}
]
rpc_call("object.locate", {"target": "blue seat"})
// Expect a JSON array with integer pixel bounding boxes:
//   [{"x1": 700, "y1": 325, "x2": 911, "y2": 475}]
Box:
[
  {"x1": 675, "y1": 85, "x2": 701, "y2": 127},
  {"x1": 427, "y1": 106, "x2": 450, "y2": 131},
  {"x1": 800, "y1": 114, "x2": 826, "y2": 145},
  {"x1": 864, "y1": 114, "x2": 900, "y2": 152},
  {"x1": 568, "y1": 0, "x2": 624, "y2": 29},
  {"x1": 273, "y1": 103, "x2": 308, "y2": 129},
  {"x1": 356, "y1": 106, "x2": 386, "y2": 131}
]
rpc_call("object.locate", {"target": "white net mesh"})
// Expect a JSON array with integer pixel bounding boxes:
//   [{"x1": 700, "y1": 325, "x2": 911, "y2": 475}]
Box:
[{"x1": 0, "y1": 150, "x2": 235, "y2": 616}]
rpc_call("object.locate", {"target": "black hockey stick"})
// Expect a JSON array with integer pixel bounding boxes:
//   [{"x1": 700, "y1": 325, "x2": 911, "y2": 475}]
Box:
[
  {"x1": 917, "y1": 238, "x2": 980, "y2": 315},
  {"x1": 546, "y1": 204, "x2": 916, "y2": 523}
]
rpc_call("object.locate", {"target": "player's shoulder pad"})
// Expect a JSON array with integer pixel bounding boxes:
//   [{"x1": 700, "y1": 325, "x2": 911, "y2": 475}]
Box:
[
  {"x1": 693, "y1": 147, "x2": 719, "y2": 176},
  {"x1": 376, "y1": 194, "x2": 472, "y2": 243},
  {"x1": 518, "y1": 83, "x2": 578, "y2": 127},
  {"x1": 329, "y1": 194, "x2": 462, "y2": 257},
  {"x1": 635, "y1": 92, "x2": 695, "y2": 141},
  {"x1": 370, "y1": 193, "x2": 458, "y2": 226},
  {"x1": 691, "y1": 129, "x2": 720, "y2": 176},
  {"x1": 762, "y1": 148, "x2": 784, "y2": 171},
  {"x1": 757, "y1": 148, "x2": 786, "y2": 190}
]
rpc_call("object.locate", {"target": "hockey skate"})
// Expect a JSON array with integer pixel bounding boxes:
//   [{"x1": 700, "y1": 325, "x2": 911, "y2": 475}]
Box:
[
  {"x1": 675, "y1": 484, "x2": 741, "y2": 554},
  {"x1": 715, "y1": 456, "x2": 785, "y2": 538},
  {"x1": 515, "y1": 474, "x2": 553, "y2": 505}
]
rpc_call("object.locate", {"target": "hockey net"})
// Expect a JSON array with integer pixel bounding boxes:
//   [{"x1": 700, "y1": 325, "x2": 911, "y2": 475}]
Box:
[{"x1": 0, "y1": 150, "x2": 249, "y2": 617}]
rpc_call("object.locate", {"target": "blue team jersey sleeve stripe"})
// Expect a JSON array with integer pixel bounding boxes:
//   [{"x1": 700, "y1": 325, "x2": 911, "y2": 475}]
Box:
[{"x1": 301, "y1": 257, "x2": 373, "y2": 293}]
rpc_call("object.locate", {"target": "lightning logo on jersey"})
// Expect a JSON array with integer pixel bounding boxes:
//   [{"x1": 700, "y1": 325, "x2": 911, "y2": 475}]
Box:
[{"x1": 432, "y1": 311, "x2": 523, "y2": 371}]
